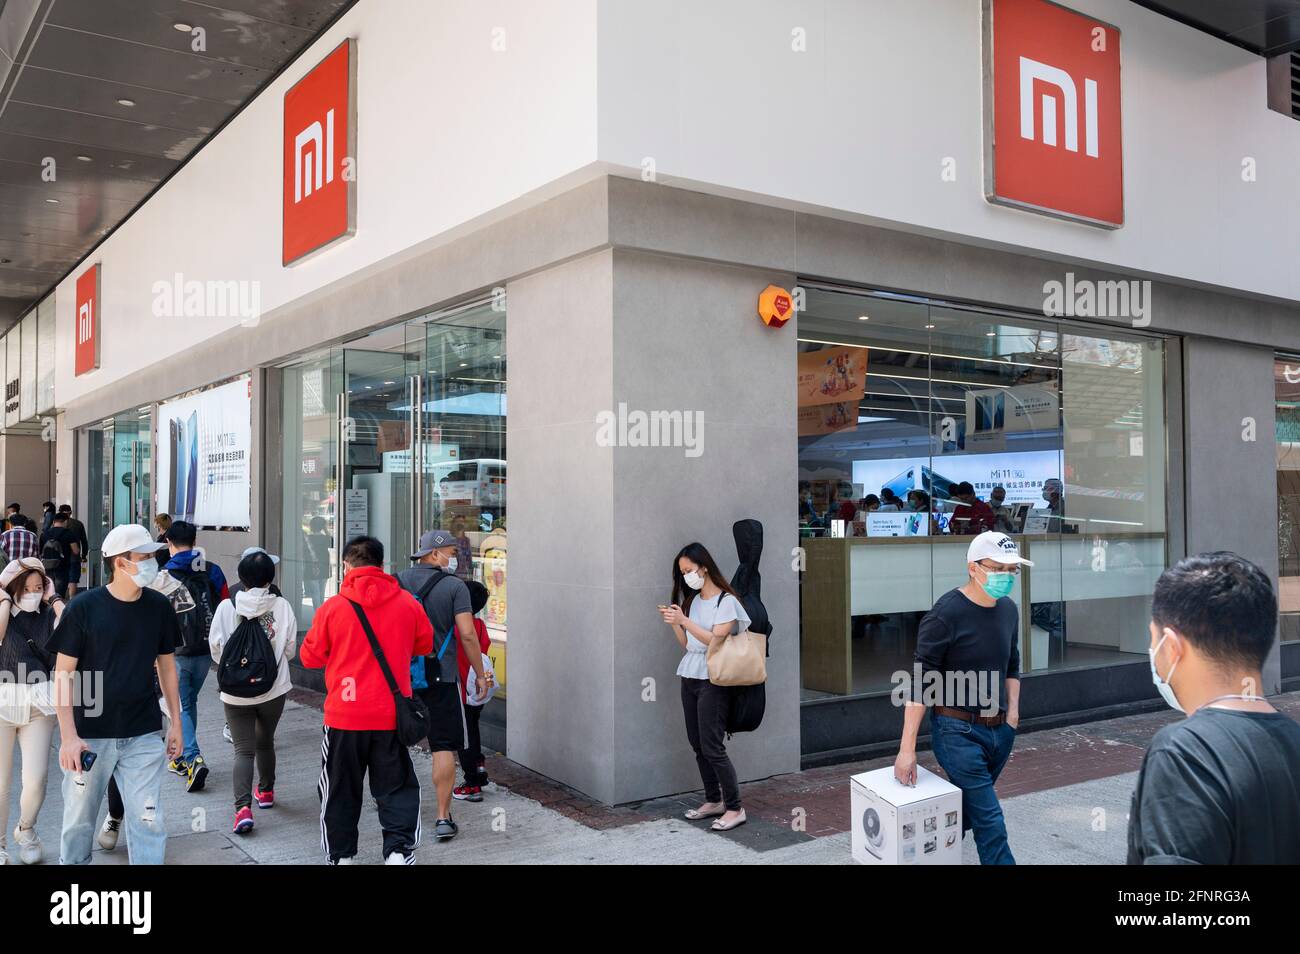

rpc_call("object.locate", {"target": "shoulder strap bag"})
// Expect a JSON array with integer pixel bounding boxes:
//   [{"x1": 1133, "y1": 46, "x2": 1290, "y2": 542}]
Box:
[
  {"x1": 347, "y1": 599, "x2": 429, "y2": 746},
  {"x1": 706, "y1": 594, "x2": 767, "y2": 687}
]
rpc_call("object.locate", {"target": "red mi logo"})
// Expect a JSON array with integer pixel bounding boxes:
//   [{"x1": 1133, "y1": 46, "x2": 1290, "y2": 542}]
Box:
[
  {"x1": 283, "y1": 39, "x2": 356, "y2": 265},
  {"x1": 74, "y1": 264, "x2": 100, "y2": 376},
  {"x1": 983, "y1": 0, "x2": 1123, "y2": 228}
]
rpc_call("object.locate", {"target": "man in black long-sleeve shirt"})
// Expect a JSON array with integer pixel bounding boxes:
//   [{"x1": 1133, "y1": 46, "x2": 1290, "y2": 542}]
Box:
[{"x1": 895, "y1": 531, "x2": 1028, "y2": 865}]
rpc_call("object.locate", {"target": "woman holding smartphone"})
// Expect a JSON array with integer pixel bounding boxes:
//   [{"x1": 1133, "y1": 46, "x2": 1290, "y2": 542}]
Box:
[
  {"x1": 0, "y1": 557, "x2": 65, "y2": 864},
  {"x1": 659, "y1": 542, "x2": 750, "y2": 832}
]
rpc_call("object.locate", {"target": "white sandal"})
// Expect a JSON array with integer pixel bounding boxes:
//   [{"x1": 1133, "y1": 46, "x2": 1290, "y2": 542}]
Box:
[
  {"x1": 684, "y1": 804, "x2": 726, "y2": 820},
  {"x1": 711, "y1": 810, "x2": 747, "y2": 832}
]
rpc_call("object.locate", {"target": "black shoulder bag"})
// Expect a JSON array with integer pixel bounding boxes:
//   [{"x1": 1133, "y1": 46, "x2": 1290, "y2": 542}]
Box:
[{"x1": 347, "y1": 599, "x2": 429, "y2": 746}]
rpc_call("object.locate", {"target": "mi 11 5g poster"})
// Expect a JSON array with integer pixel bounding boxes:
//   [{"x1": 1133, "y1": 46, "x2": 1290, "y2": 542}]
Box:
[{"x1": 154, "y1": 375, "x2": 253, "y2": 530}]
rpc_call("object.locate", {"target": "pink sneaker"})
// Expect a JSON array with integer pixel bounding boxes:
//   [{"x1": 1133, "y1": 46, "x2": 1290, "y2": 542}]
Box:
[
  {"x1": 233, "y1": 806, "x2": 254, "y2": 835},
  {"x1": 254, "y1": 786, "x2": 275, "y2": 809}
]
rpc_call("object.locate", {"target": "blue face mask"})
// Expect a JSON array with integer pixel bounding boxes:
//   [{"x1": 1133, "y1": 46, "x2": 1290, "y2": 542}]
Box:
[
  {"x1": 127, "y1": 558, "x2": 159, "y2": 589},
  {"x1": 1149, "y1": 633, "x2": 1183, "y2": 712},
  {"x1": 979, "y1": 568, "x2": 1015, "y2": 600}
]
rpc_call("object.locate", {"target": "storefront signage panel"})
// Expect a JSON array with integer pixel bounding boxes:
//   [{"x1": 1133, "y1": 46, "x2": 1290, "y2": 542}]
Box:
[
  {"x1": 155, "y1": 375, "x2": 253, "y2": 530},
  {"x1": 75, "y1": 264, "x2": 101, "y2": 376},
  {"x1": 983, "y1": 0, "x2": 1123, "y2": 227}
]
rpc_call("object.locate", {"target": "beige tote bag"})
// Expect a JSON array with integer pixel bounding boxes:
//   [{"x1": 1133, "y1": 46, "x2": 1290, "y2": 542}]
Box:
[{"x1": 706, "y1": 596, "x2": 767, "y2": 687}]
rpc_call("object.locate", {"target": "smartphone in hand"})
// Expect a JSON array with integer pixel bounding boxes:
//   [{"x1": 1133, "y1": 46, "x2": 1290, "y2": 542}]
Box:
[{"x1": 80, "y1": 750, "x2": 97, "y2": 772}]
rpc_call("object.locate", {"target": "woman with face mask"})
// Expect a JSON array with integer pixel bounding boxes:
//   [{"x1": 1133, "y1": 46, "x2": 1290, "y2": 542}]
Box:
[
  {"x1": 0, "y1": 557, "x2": 66, "y2": 865},
  {"x1": 659, "y1": 542, "x2": 751, "y2": 832}
]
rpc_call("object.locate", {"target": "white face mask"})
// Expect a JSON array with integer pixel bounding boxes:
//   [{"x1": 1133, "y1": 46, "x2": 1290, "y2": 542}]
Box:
[
  {"x1": 683, "y1": 570, "x2": 705, "y2": 591},
  {"x1": 1149, "y1": 632, "x2": 1183, "y2": 713},
  {"x1": 127, "y1": 557, "x2": 159, "y2": 589},
  {"x1": 18, "y1": 593, "x2": 41, "y2": 613},
  {"x1": 445, "y1": 556, "x2": 458, "y2": 574}
]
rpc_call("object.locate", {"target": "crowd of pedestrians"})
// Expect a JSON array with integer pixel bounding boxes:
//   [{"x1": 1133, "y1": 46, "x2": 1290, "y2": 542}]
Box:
[{"x1": 1, "y1": 506, "x2": 1297, "y2": 867}]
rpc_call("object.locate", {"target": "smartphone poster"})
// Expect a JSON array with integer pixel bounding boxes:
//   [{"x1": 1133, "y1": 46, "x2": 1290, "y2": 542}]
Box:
[{"x1": 154, "y1": 375, "x2": 252, "y2": 529}]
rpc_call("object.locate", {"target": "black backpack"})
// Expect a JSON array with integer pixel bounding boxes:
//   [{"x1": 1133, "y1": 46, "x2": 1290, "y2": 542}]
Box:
[
  {"x1": 40, "y1": 536, "x2": 64, "y2": 573},
  {"x1": 169, "y1": 567, "x2": 218, "y2": 653},
  {"x1": 217, "y1": 614, "x2": 279, "y2": 698}
]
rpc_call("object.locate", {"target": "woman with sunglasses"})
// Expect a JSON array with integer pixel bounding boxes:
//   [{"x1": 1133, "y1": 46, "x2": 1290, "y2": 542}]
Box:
[{"x1": 0, "y1": 557, "x2": 65, "y2": 864}]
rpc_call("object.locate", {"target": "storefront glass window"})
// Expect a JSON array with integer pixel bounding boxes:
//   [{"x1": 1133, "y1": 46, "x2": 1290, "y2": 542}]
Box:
[
  {"x1": 279, "y1": 302, "x2": 507, "y2": 687},
  {"x1": 797, "y1": 287, "x2": 1169, "y2": 698},
  {"x1": 1275, "y1": 355, "x2": 1300, "y2": 642}
]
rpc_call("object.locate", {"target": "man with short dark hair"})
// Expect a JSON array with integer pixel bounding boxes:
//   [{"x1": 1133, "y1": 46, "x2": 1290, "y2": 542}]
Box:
[
  {"x1": 1, "y1": 514, "x2": 38, "y2": 562},
  {"x1": 1128, "y1": 552, "x2": 1300, "y2": 865},
  {"x1": 58, "y1": 506, "x2": 88, "y2": 597},
  {"x1": 38, "y1": 512, "x2": 79, "y2": 598},
  {"x1": 951, "y1": 481, "x2": 995, "y2": 535},
  {"x1": 157, "y1": 520, "x2": 228, "y2": 790},
  {"x1": 398, "y1": 529, "x2": 493, "y2": 840},
  {"x1": 301, "y1": 536, "x2": 433, "y2": 865}
]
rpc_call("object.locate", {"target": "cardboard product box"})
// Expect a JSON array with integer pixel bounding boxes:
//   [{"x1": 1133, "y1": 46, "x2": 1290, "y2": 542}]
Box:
[{"x1": 850, "y1": 765, "x2": 962, "y2": 865}]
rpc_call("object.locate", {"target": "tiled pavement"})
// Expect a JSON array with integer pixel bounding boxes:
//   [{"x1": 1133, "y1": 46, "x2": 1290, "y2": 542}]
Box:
[
  {"x1": 10, "y1": 684, "x2": 1297, "y2": 864},
  {"x1": 483, "y1": 691, "x2": 1300, "y2": 851}
]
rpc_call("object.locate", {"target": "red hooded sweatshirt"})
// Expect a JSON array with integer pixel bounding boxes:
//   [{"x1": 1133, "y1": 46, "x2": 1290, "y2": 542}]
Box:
[{"x1": 300, "y1": 566, "x2": 434, "y2": 731}]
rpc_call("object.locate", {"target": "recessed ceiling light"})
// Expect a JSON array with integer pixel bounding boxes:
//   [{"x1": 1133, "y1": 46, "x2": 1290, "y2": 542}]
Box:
[
  {"x1": 117, "y1": 98, "x2": 136, "y2": 107},
  {"x1": 925, "y1": 324, "x2": 935, "y2": 330},
  {"x1": 45, "y1": 198, "x2": 59, "y2": 204},
  {"x1": 173, "y1": 22, "x2": 193, "y2": 32},
  {"x1": 75, "y1": 155, "x2": 93, "y2": 162},
  {"x1": 985, "y1": 331, "x2": 997, "y2": 337},
  {"x1": 383, "y1": 381, "x2": 395, "y2": 385},
  {"x1": 858, "y1": 314, "x2": 870, "y2": 321},
  {"x1": 0, "y1": 258, "x2": 11, "y2": 265},
  {"x1": 459, "y1": 362, "x2": 468, "y2": 367}
]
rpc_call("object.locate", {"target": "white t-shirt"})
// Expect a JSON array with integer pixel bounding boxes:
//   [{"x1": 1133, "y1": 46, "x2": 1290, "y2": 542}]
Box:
[{"x1": 676, "y1": 592, "x2": 752, "y2": 680}]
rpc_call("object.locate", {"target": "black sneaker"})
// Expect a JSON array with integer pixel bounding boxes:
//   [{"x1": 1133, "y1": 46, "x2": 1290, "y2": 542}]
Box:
[
  {"x1": 186, "y1": 756, "x2": 209, "y2": 793},
  {"x1": 434, "y1": 818, "x2": 458, "y2": 841}
]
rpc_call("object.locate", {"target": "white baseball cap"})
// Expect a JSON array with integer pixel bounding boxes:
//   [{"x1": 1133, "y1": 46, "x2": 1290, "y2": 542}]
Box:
[
  {"x1": 966, "y1": 531, "x2": 1034, "y2": 566},
  {"x1": 102, "y1": 524, "x2": 167, "y2": 558},
  {"x1": 241, "y1": 546, "x2": 280, "y2": 565}
]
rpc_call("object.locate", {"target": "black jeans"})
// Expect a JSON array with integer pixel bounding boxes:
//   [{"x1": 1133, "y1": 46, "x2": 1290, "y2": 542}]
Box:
[
  {"x1": 225, "y1": 694, "x2": 286, "y2": 809},
  {"x1": 459, "y1": 702, "x2": 487, "y2": 785},
  {"x1": 680, "y1": 677, "x2": 741, "y2": 811}
]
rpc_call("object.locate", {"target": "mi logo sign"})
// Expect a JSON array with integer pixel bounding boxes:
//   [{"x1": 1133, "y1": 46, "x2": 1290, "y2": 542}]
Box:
[
  {"x1": 984, "y1": 0, "x2": 1123, "y2": 228},
  {"x1": 283, "y1": 39, "x2": 356, "y2": 265},
  {"x1": 74, "y1": 263, "x2": 100, "y2": 376},
  {"x1": 1019, "y1": 57, "x2": 1097, "y2": 158},
  {"x1": 294, "y1": 107, "x2": 334, "y2": 203}
]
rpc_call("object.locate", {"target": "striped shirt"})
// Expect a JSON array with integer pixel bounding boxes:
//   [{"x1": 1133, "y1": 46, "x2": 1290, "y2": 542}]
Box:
[{"x1": 1, "y1": 528, "x2": 38, "y2": 561}]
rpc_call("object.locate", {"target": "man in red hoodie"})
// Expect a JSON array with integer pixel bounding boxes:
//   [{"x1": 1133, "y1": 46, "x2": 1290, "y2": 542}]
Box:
[{"x1": 300, "y1": 536, "x2": 433, "y2": 865}]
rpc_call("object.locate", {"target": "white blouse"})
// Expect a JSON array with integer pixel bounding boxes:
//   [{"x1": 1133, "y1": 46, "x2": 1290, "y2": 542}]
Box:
[{"x1": 676, "y1": 592, "x2": 751, "y2": 680}]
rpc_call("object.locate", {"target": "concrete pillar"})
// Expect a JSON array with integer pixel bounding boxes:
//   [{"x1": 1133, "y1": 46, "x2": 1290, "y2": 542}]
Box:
[
  {"x1": 0, "y1": 432, "x2": 53, "y2": 515},
  {"x1": 1182, "y1": 338, "x2": 1281, "y2": 693},
  {"x1": 507, "y1": 247, "x2": 800, "y2": 803}
]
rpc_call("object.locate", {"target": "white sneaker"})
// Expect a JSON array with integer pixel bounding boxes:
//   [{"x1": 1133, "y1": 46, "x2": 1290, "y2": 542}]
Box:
[
  {"x1": 384, "y1": 852, "x2": 411, "y2": 865},
  {"x1": 97, "y1": 816, "x2": 121, "y2": 851},
  {"x1": 223, "y1": 722, "x2": 233, "y2": 744},
  {"x1": 0, "y1": 847, "x2": 8, "y2": 865},
  {"x1": 335, "y1": 856, "x2": 356, "y2": 865},
  {"x1": 12, "y1": 826, "x2": 41, "y2": 865}
]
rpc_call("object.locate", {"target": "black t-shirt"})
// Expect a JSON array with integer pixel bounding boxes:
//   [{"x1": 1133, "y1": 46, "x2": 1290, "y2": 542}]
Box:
[
  {"x1": 39, "y1": 527, "x2": 75, "y2": 573},
  {"x1": 913, "y1": 587, "x2": 1020, "y2": 714},
  {"x1": 47, "y1": 586, "x2": 178, "y2": 739},
  {"x1": 1127, "y1": 706, "x2": 1300, "y2": 864}
]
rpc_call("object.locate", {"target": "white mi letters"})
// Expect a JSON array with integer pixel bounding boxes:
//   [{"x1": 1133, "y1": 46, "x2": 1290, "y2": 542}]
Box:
[
  {"x1": 1018, "y1": 56, "x2": 1098, "y2": 158},
  {"x1": 294, "y1": 108, "x2": 335, "y2": 203}
]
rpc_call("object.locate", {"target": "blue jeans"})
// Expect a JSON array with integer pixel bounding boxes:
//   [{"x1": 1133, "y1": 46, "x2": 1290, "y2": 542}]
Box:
[
  {"x1": 176, "y1": 654, "x2": 210, "y2": 762},
  {"x1": 60, "y1": 733, "x2": 167, "y2": 865},
  {"x1": 930, "y1": 714, "x2": 1016, "y2": 865}
]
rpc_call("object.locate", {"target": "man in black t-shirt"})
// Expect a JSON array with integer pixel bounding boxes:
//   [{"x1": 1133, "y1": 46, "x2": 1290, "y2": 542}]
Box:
[
  {"x1": 1128, "y1": 552, "x2": 1300, "y2": 864},
  {"x1": 895, "y1": 531, "x2": 1029, "y2": 865},
  {"x1": 49, "y1": 524, "x2": 182, "y2": 865},
  {"x1": 38, "y1": 512, "x2": 78, "y2": 598}
]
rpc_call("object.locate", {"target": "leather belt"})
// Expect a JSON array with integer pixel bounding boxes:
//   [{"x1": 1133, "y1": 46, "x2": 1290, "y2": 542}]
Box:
[{"x1": 934, "y1": 705, "x2": 1005, "y2": 727}]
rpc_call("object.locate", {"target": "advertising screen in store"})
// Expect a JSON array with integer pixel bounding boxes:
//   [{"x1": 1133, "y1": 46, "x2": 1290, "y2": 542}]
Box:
[
  {"x1": 155, "y1": 375, "x2": 253, "y2": 529},
  {"x1": 853, "y1": 450, "x2": 1061, "y2": 508}
]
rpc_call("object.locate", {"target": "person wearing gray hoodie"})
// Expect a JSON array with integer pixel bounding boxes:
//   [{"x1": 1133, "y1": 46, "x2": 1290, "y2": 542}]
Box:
[{"x1": 207, "y1": 551, "x2": 297, "y2": 837}]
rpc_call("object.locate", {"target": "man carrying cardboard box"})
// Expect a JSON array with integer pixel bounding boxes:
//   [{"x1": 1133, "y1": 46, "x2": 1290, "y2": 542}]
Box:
[{"x1": 894, "y1": 531, "x2": 1026, "y2": 865}]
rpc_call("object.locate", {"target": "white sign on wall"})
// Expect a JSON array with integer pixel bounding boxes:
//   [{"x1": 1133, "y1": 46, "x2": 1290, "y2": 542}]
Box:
[{"x1": 155, "y1": 375, "x2": 253, "y2": 529}]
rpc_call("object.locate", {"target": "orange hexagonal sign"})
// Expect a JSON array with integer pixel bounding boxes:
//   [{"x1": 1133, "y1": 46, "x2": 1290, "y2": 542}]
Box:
[{"x1": 758, "y1": 284, "x2": 794, "y2": 328}]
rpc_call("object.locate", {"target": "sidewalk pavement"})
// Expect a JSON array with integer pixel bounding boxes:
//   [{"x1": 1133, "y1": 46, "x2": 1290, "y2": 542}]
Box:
[{"x1": 7, "y1": 678, "x2": 1298, "y2": 865}]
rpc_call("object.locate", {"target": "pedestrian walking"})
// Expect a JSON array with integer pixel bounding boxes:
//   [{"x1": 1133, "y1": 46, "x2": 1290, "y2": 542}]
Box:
[{"x1": 452, "y1": 580, "x2": 494, "y2": 802}]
